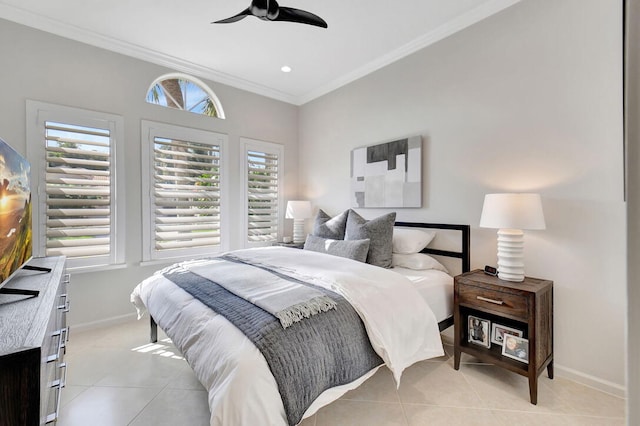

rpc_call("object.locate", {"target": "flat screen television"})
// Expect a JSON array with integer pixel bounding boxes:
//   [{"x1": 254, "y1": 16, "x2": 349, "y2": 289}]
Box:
[{"x1": 0, "y1": 137, "x2": 33, "y2": 293}]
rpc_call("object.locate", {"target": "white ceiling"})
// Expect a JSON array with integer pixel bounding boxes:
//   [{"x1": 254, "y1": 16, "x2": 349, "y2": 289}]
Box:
[{"x1": 0, "y1": 0, "x2": 519, "y2": 105}]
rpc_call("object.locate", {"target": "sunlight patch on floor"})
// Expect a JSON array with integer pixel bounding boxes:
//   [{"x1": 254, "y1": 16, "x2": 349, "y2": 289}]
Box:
[{"x1": 130, "y1": 339, "x2": 184, "y2": 360}]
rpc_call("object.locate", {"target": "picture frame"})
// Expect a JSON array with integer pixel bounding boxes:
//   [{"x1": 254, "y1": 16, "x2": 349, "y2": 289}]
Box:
[
  {"x1": 501, "y1": 334, "x2": 529, "y2": 364},
  {"x1": 491, "y1": 323, "x2": 524, "y2": 346},
  {"x1": 350, "y1": 135, "x2": 422, "y2": 208},
  {"x1": 467, "y1": 315, "x2": 490, "y2": 348}
]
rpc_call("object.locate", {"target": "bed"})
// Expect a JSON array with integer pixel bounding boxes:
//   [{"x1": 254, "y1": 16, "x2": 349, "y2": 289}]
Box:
[{"x1": 131, "y1": 221, "x2": 470, "y2": 425}]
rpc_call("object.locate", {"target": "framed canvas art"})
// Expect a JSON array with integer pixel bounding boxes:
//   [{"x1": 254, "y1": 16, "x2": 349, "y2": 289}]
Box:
[{"x1": 350, "y1": 136, "x2": 422, "y2": 208}]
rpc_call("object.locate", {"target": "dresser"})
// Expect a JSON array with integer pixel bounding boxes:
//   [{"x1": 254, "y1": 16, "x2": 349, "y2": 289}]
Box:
[{"x1": 0, "y1": 256, "x2": 69, "y2": 425}]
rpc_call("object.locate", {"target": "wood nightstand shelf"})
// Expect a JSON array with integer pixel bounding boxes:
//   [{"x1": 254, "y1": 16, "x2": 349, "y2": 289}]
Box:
[{"x1": 453, "y1": 269, "x2": 553, "y2": 404}]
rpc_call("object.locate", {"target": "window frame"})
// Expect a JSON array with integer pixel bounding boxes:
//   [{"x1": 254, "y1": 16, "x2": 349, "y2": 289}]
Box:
[
  {"x1": 26, "y1": 100, "x2": 126, "y2": 271},
  {"x1": 240, "y1": 137, "x2": 284, "y2": 248},
  {"x1": 146, "y1": 72, "x2": 226, "y2": 119},
  {"x1": 141, "y1": 120, "x2": 229, "y2": 263}
]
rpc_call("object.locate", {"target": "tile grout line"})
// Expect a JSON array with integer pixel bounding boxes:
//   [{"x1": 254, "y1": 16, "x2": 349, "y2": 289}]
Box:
[
  {"x1": 126, "y1": 381, "x2": 171, "y2": 425},
  {"x1": 396, "y1": 378, "x2": 411, "y2": 426}
]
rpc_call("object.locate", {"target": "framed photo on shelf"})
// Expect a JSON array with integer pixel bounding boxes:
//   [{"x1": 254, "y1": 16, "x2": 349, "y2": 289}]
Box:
[
  {"x1": 491, "y1": 323, "x2": 524, "y2": 346},
  {"x1": 502, "y1": 334, "x2": 529, "y2": 364},
  {"x1": 468, "y1": 315, "x2": 490, "y2": 348}
]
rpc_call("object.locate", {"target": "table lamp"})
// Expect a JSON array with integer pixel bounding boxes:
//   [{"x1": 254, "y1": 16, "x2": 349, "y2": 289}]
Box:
[
  {"x1": 479, "y1": 193, "x2": 545, "y2": 282},
  {"x1": 285, "y1": 201, "x2": 312, "y2": 244}
]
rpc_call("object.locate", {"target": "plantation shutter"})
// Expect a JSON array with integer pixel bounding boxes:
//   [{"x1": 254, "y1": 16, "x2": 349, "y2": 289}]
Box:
[
  {"x1": 44, "y1": 121, "x2": 113, "y2": 260},
  {"x1": 152, "y1": 137, "x2": 221, "y2": 253},
  {"x1": 246, "y1": 149, "x2": 280, "y2": 243}
]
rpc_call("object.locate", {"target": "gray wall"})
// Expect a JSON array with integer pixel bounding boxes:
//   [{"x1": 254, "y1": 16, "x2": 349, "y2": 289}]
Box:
[
  {"x1": 299, "y1": 0, "x2": 626, "y2": 393},
  {"x1": 0, "y1": 18, "x2": 300, "y2": 328}
]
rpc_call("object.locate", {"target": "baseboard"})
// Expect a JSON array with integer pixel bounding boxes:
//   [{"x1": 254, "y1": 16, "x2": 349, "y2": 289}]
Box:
[
  {"x1": 71, "y1": 312, "x2": 138, "y2": 333},
  {"x1": 440, "y1": 328, "x2": 627, "y2": 399},
  {"x1": 554, "y1": 364, "x2": 627, "y2": 399}
]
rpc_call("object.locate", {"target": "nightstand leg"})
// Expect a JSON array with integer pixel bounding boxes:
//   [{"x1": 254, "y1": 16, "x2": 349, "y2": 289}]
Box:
[
  {"x1": 547, "y1": 360, "x2": 554, "y2": 379},
  {"x1": 454, "y1": 348, "x2": 461, "y2": 370},
  {"x1": 529, "y1": 376, "x2": 538, "y2": 405}
]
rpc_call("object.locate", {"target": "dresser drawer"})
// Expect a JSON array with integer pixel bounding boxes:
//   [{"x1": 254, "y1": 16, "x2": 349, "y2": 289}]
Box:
[{"x1": 457, "y1": 283, "x2": 528, "y2": 319}]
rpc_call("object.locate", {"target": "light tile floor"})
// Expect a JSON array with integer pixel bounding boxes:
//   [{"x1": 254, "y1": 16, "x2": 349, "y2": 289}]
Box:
[{"x1": 59, "y1": 319, "x2": 626, "y2": 426}]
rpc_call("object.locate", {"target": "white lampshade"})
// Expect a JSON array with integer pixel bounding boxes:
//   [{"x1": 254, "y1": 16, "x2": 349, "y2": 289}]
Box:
[
  {"x1": 479, "y1": 193, "x2": 545, "y2": 282},
  {"x1": 285, "y1": 201, "x2": 312, "y2": 220},
  {"x1": 285, "y1": 201, "x2": 312, "y2": 244},
  {"x1": 479, "y1": 193, "x2": 546, "y2": 230}
]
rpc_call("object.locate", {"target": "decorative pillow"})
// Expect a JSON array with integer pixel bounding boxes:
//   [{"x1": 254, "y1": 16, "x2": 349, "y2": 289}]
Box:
[
  {"x1": 303, "y1": 234, "x2": 370, "y2": 263},
  {"x1": 392, "y1": 228, "x2": 436, "y2": 254},
  {"x1": 392, "y1": 253, "x2": 449, "y2": 273},
  {"x1": 345, "y1": 210, "x2": 396, "y2": 268},
  {"x1": 313, "y1": 209, "x2": 349, "y2": 240}
]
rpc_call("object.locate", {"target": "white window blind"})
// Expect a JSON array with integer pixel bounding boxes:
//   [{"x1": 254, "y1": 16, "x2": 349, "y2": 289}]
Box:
[
  {"x1": 242, "y1": 139, "x2": 283, "y2": 247},
  {"x1": 26, "y1": 100, "x2": 125, "y2": 271},
  {"x1": 153, "y1": 137, "x2": 221, "y2": 250},
  {"x1": 142, "y1": 121, "x2": 228, "y2": 261},
  {"x1": 44, "y1": 122, "x2": 112, "y2": 259}
]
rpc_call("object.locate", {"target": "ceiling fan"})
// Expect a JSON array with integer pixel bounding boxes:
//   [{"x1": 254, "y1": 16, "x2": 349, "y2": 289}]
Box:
[{"x1": 212, "y1": 0, "x2": 327, "y2": 28}]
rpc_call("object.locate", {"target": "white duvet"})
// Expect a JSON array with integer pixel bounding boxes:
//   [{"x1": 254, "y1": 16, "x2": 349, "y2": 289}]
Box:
[{"x1": 131, "y1": 247, "x2": 444, "y2": 425}]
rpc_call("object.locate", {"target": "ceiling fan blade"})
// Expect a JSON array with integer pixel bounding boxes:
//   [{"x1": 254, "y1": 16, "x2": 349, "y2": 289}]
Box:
[
  {"x1": 212, "y1": 8, "x2": 252, "y2": 24},
  {"x1": 275, "y1": 7, "x2": 327, "y2": 28}
]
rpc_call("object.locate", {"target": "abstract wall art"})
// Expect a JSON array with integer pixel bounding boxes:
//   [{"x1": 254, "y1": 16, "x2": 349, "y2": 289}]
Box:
[{"x1": 350, "y1": 135, "x2": 422, "y2": 208}]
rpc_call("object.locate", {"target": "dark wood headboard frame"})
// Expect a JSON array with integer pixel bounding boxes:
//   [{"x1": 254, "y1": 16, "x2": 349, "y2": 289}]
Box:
[{"x1": 395, "y1": 222, "x2": 471, "y2": 273}]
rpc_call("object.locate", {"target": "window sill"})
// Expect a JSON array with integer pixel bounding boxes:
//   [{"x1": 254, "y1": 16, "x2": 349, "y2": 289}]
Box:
[{"x1": 67, "y1": 263, "x2": 129, "y2": 274}]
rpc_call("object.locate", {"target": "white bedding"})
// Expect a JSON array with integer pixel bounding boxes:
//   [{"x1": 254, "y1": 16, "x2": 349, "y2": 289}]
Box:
[
  {"x1": 131, "y1": 247, "x2": 445, "y2": 425},
  {"x1": 392, "y1": 267, "x2": 454, "y2": 323}
]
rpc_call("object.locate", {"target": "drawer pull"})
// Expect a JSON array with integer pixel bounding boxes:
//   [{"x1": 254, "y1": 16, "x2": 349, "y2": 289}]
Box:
[
  {"x1": 57, "y1": 327, "x2": 68, "y2": 359},
  {"x1": 45, "y1": 364, "x2": 66, "y2": 424},
  {"x1": 476, "y1": 296, "x2": 504, "y2": 305},
  {"x1": 59, "y1": 362, "x2": 68, "y2": 388},
  {"x1": 58, "y1": 294, "x2": 70, "y2": 312},
  {"x1": 57, "y1": 293, "x2": 67, "y2": 310},
  {"x1": 48, "y1": 327, "x2": 68, "y2": 362}
]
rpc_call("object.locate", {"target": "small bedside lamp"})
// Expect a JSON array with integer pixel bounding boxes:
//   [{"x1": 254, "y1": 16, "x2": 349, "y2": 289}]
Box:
[
  {"x1": 479, "y1": 193, "x2": 545, "y2": 282},
  {"x1": 285, "y1": 200, "x2": 312, "y2": 244}
]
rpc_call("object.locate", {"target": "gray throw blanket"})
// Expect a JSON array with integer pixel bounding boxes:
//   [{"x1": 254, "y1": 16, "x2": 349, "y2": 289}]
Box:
[
  {"x1": 187, "y1": 255, "x2": 336, "y2": 328},
  {"x1": 163, "y1": 261, "x2": 383, "y2": 426}
]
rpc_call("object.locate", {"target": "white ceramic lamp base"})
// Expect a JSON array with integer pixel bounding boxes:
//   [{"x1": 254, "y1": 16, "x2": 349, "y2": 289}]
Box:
[
  {"x1": 496, "y1": 228, "x2": 525, "y2": 282},
  {"x1": 292, "y1": 219, "x2": 305, "y2": 244}
]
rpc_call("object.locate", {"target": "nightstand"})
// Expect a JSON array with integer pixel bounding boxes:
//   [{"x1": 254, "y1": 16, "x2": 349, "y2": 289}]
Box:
[
  {"x1": 453, "y1": 269, "x2": 553, "y2": 404},
  {"x1": 272, "y1": 242, "x2": 304, "y2": 249}
]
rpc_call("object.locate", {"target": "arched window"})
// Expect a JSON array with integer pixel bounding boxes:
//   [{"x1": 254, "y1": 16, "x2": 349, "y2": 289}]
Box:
[{"x1": 146, "y1": 73, "x2": 225, "y2": 119}]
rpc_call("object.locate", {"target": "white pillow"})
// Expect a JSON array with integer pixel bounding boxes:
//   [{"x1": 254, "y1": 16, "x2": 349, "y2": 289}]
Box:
[
  {"x1": 392, "y1": 228, "x2": 436, "y2": 254},
  {"x1": 392, "y1": 253, "x2": 448, "y2": 273}
]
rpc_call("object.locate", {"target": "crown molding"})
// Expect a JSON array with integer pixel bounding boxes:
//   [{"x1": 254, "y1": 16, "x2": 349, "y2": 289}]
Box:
[
  {"x1": 0, "y1": 0, "x2": 519, "y2": 106},
  {"x1": 297, "y1": 0, "x2": 520, "y2": 105},
  {"x1": 0, "y1": 3, "x2": 298, "y2": 104}
]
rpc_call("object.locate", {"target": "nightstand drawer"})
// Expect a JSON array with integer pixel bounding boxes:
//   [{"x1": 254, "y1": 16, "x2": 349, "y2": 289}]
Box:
[{"x1": 458, "y1": 284, "x2": 528, "y2": 319}]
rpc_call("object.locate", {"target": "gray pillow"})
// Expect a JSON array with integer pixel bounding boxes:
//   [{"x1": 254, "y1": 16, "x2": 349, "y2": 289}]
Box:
[
  {"x1": 313, "y1": 209, "x2": 348, "y2": 240},
  {"x1": 345, "y1": 210, "x2": 396, "y2": 268},
  {"x1": 303, "y1": 234, "x2": 370, "y2": 263}
]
